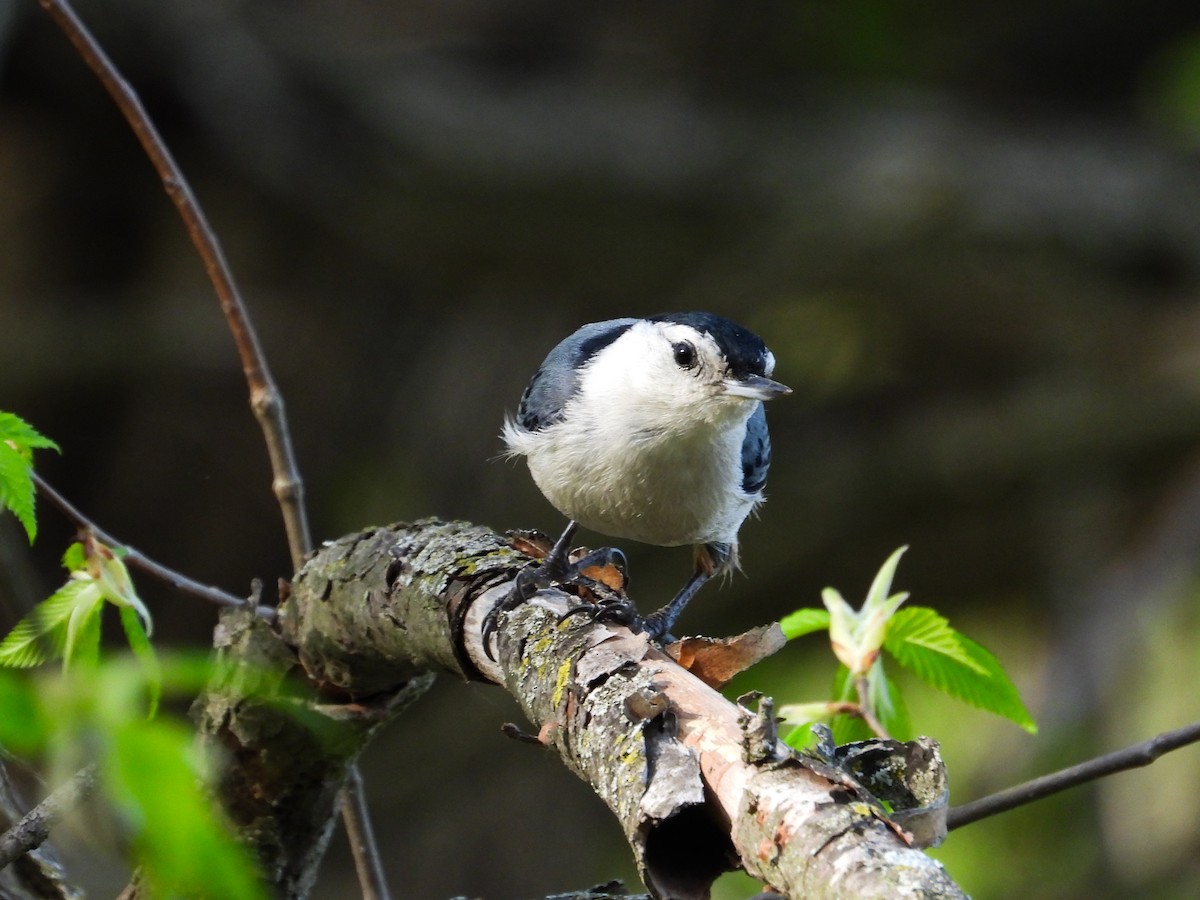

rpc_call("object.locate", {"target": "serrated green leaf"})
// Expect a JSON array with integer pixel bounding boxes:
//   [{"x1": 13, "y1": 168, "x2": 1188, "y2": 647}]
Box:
[
  {"x1": 0, "y1": 413, "x2": 59, "y2": 544},
  {"x1": 120, "y1": 606, "x2": 162, "y2": 718},
  {"x1": 0, "y1": 442, "x2": 37, "y2": 543},
  {"x1": 885, "y1": 606, "x2": 989, "y2": 675},
  {"x1": 0, "y1": 412, "x2": 60, "y2": 453},
  {"x1": 0, "y1": 580, "x2": 100, "y2": 668},
  {"x1": 779, "y1": 607, "x2": 831, "y2": 640},
  {"x1": 885, "y1": 611, "x2": 1037, "y2": 733}
]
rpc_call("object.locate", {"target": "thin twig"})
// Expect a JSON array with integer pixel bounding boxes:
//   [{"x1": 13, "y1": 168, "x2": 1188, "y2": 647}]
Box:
[
  {"x1": 37, "y1": 3, "x2": 387, "y2": 895},
  {"x1": 0, "y1": 763, "x2": 98, "y2": 869},
  {"x1": 853, "y1": 675, "x2": 892, "y2": 740},
  {"x1": 946, "y1": 720, "x2": 1200, "y2": 830},
  {"x1": 38, "y1": 0, "x2": 312, "y2": 573},
  {"x1": 32, "y1": 472, "x2": 274, "y2": 619},
  {"x1": 341, "y1": 767, "x2": 391, "y2": 900}
]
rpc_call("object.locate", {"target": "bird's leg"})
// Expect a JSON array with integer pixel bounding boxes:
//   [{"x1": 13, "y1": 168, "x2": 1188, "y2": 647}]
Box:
[
  {"x1": 530, "y1": 519, "x2": 581, "y2": 584},
  {"x1": 639, "y1": 568, "x2": 712, "y2": 641},
  {"x1": 638, "y1": 542, "x2": 732, "y2": 639},
  {"x1": 564, "y1": 542, "x2": 734, "y2": 643},
  {"x1": 482, "y1": 521, "x2": 629, "y2": 660},
  {"x1": 560, "y1": 571, "x2": 701, "y2": 640}
]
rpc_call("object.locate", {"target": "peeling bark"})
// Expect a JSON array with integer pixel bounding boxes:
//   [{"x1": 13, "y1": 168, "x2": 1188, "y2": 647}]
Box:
[{"x1": 193, "y1": 519, "x2": 964, "y2": 899}]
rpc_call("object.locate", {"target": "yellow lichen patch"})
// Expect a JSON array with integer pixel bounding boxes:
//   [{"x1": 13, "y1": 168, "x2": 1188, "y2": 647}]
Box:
[{"x1": 552, "y1": 658, "x2": 573, "y2": 709}]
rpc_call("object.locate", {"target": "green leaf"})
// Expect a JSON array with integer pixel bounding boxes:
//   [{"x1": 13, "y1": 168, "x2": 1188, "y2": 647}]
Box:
[
  {"x1": 92, "y1": 543, "x2": 152, "y2": 636},
  {"x1": 106, "y1": 720, "x2": 265, "y2": 900},
  {"x1": 885, "y1": 607, "x2": 1037, "y2": 733},
  {"x1": 819, "y1": 547, "x2": 911, "y2": 674},
  {"x1": 0, "y1": 412, "x2": 61, "y2": 453},
  {"x1": 825, "y1": 659, "x2": 912, "y2": 742},
  {"x1": 865, "y1": 658, "x2": 911, "y2": 740},
  {"x1": 67, "y1": 536, "x2": 153, "y2": 637},
  {"x1": 777, "y1": 700, "x2": 838, "y2": 728},
  {"x1": 0, "y1": 671, "x2": 46, "y2": 753},
  {"x1": 0, "y1": 442, "x2": 37, "y2": 543},
  {"x1": 885, "y1": 607, "x2": 989, "y2": 675},
  {"x1": 0, "y1": 412, "x2": 59, "y2": 544},
  {"x1": 863, "y1": 545, "x2": 908, "y2": 613},
  {"x1": 62, "y1": 541, "x2": 86, "y2": 572},
  {"x1": 779, "y1": 607, "x2": 831, "y2": 639},
  {"x1": 62, "y1": 596, "x2": 103, "y2": 672},
  {"x1": 0, "y1": 580, "x2": 101, "y2": 668},
  {"x1": 1, "y1": 535, "x2": 156, "y2": 676},
  {"x1": 827, "y1": 665, "x2": 867, "y2": 743},
  {"x1": 5, "y1": 652, "x2": 258, "y2": 899},
  {"x1": 120, "y1": 606, "x2": 162, "y2": 718}
]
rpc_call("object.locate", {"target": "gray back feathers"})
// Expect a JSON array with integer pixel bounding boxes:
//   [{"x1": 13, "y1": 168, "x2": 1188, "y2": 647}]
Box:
[{"x1": 516, "y1": 318, "x2": 638, "y2": 432}]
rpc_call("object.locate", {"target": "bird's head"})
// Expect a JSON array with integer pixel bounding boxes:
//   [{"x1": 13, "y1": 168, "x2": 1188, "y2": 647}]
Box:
[{"x1": 580, "y1": 313, "x2": 790, "y2": 423}]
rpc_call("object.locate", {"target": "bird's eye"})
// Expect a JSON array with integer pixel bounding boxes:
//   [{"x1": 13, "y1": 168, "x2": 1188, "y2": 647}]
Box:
[{"x1": 672, "y1": 341, "x2": 697, "y2": 369}]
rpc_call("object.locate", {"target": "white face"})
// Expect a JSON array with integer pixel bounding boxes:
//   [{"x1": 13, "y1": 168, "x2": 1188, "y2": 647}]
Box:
[{"x1": 578, "y1": 320, "x2": 762, "y2": 425}]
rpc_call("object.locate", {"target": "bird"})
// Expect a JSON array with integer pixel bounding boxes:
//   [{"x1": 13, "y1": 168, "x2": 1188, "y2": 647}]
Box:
[{"x1": 487, "y1": 311, "x2": 790, "y2": 655}]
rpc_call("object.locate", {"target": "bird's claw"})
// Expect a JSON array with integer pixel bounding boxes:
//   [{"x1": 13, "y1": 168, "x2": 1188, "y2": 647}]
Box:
[
  {"x1": 481, "y1": 565, "x2": 543, "y2": 661},
  {"x1": 558, "y1": 598, "x2": 674, "y2": 643},
  {"x1": 559, "y1": 595, "x2": 643, "y2": 629},
  {"x1": 482, "y1": 544, "x2": 630, "y2": 662}
]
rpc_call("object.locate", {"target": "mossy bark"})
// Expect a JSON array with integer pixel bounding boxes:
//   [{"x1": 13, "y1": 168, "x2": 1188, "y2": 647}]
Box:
[{"x1": 189, "y1": 518, "x2": 963, "y2": 899}]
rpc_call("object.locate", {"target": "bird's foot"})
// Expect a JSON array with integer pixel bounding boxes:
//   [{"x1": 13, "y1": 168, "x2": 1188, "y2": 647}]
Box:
[
  {"x1": 559, "y1": 594, "x2": 641, "y2": 629},
  {"x1": 559, "y1": 597, "x2": 675, "y2": 643},
  {"x1": 482, "y1": 545, "x2": 629, "y2": 661},
  {"x1": 480, "y1": 565, "x2": 543, "y2": 660}
]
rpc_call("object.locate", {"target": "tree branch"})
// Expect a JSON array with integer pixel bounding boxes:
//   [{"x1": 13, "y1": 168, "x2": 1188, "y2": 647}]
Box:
[
  {"x1": 0, "y1": 761, "x2": 84, "y2": 898},
  {"x1": 946, "y1": 720, "x2": 1200, "y2": 831},
  {"x1": 0, "y1": 763, "x2": 97, "y2": 871},
  {"x1": 202, "y1": 519, "x2": 965, "y2": 899},
  {"x1": 37, "y1": 0, "x2": 311, "y2": 572},
  {"x1": 340, "y1": 767, "x2": 390, "y2": 900},
  {"x1": 35, "y1": 3, "x2": 395, "y2": 893},
  {"x1": 32, "y1": 471, "x2": 273, "y2": 618}
]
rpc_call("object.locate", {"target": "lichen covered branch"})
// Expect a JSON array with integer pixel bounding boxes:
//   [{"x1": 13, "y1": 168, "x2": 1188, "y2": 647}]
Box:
[{"x1": 207, "y1": 518, "x2": 963, "y2": 899}]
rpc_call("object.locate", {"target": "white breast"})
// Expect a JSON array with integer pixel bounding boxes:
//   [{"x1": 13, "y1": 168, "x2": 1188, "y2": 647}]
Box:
[{"x1": 520, "y1": 415, "x2": 757, "y2": 547}]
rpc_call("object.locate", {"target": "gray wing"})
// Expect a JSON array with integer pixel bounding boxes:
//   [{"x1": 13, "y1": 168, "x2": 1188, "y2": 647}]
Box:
[
  {"x1": 517, "y1": 318, "x2": 638, "y2": 431},
  {"x1": 741, "y1": 404, "x2": 772, "y2": 495}
]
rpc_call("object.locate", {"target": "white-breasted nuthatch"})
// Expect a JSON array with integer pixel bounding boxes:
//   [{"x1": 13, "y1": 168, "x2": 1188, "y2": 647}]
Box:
[{"x1": 488, "y1": 311, "x2": 790, "y2": 654}]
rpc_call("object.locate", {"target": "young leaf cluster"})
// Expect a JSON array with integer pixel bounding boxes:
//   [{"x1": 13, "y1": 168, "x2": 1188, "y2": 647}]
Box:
[
  {"x1": 778, "y1": 547, "x2": 1036, "y2": 744},
  {"x1": 0, "y1": 412, "x2": 259, "y2": 895},
  {"x1": 0, "y1": 536, "x2": 160, "y2": 712}
]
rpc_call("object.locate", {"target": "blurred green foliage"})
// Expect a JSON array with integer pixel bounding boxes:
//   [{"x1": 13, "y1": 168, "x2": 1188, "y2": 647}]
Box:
[{"x1": 0, "y1": 657, "x2": 263, "y2": 899}]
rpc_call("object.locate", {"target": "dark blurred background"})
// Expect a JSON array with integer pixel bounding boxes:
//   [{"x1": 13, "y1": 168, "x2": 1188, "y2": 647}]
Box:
[{"x1": 4, "y1": 1, "x2": 1200, "y2": 897}]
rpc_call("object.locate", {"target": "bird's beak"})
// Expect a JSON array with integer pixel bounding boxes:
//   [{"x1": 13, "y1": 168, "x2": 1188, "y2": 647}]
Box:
[{"x1": 722, "y1": 374, "x2": 792, "y2": 401}]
